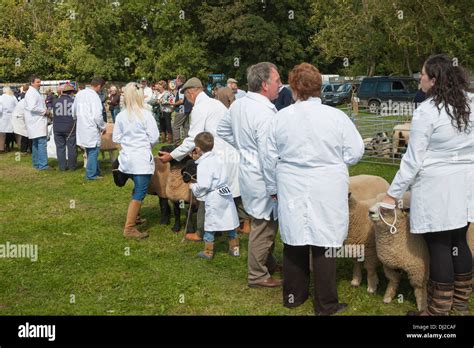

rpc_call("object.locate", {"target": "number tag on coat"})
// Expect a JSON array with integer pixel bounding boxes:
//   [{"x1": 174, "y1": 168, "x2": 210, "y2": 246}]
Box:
[{"x1": 216, "y1": 185, "x2": 232, "y2": 196}]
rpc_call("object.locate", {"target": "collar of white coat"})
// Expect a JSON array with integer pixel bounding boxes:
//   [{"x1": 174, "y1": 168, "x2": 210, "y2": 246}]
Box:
[
  {"x1": 294, "y1": 96, "x2": 322, "y2": 104},
  {"x1": 246, "y1": 91, "x2": 278, "y2": 112},
  {"x1": 194, "y1": 91, "x2": 209, "y2": 106},
  {"x1": 195, "y1": 150, "x2": 214, "y2": 164}
]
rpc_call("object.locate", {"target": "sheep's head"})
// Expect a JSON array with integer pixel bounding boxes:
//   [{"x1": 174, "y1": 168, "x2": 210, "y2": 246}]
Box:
[
  {"x1": 181, "y1": 159, "x2": 197, "y2": 183},
  {"x1": 369, "y1": 192, "x2": 411, "y2": 233}
]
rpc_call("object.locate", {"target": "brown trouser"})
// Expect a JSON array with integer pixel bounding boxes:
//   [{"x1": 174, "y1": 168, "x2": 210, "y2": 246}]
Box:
[
  {"x1": 0, "y1": 133, "x2": 6, "y2": 151},
  {"x1": 247, "y1": 217, "x2": 278, "y2": 284},
  {"x1": 283, "y1": 244, "x2": 340, "y2": 315}
]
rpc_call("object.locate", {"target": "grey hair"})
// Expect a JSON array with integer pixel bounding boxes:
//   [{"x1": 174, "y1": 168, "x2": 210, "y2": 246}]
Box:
[{"x1": 247, "y1": 62, "x2": 277, "y2": 93}]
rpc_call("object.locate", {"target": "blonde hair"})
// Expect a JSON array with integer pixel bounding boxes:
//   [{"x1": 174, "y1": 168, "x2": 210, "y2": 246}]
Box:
[
  {"x1": 3, "y1": 86, "x2": 14, "y2": 96},
  {"x1": 123, "y1": 82, "x2": 145, "y2": 122}
]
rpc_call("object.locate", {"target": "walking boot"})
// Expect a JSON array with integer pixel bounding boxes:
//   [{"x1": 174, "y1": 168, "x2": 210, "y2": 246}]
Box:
[
  {"x1": 123, "y1": 200, "x2": 149, "y2": 239},
  {"x1": 228, "y1": 238, "x2": 240, "y2": 257},
  {"x1": 451, "y1": 271, "x2": 472, "y2": 315},
  {"x1": 408, "y1": 279, "x2": 454, "y2": 316}
]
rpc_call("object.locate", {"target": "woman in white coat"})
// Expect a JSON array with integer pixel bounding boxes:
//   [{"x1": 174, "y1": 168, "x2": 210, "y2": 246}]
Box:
[
  {"x1": 113, "y1": 82, "x2": 159, "y2": 239},
  {"x1": 380, "y1": 54, "x2": 473, "y2": 316},
  {"x1": 264, "y1": 63, "x2": 364, "y2": 315},
  {"x1": 12, "y1": 86, "x2": 30, "y2": 153},
  {"x1": 0, "y1": 87, "x2": 18, "y2": 153}
]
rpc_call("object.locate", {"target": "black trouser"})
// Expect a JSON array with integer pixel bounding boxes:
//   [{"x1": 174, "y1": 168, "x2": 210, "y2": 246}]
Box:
[
  {"x1": 159, "y1": 111, "x2": 172, "y2": 134},
  {"x1": 283, "y1": 244, "x2": 340, "y2": 314},
  {"x1": 54, "y1": 131, "x2": 77, "y2": 171},
  {"x1": 423, "y1": 223, "x2": 472, "y2": 283},
  {"x1": 21, "y1": 136, "x2": 32, "y2": 153}
]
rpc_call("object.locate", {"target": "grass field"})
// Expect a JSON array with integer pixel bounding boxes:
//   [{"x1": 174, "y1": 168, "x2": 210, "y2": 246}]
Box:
[{"x1": 0, "y1": 146, "x2": 469, "y2": 316}]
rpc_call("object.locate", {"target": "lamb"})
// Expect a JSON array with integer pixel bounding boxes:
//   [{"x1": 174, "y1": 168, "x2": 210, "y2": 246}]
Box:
[
  {"x1": 392, "y1": 122, "x2": 411, "y2": 158},
  {"x1": 345, "y1": 175, "x2": 390, "y2": 293},
  {"x1": 369, "y1": 192, "x2": 429, "y2": 311},
  {"x1": 148, "y1": 145, "x2": 197, "y2": 233}
]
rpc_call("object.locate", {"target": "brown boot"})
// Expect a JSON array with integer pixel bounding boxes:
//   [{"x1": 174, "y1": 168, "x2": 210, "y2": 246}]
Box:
[
  {"x1": 451, "y1": 271, "x2": 472, "y2": 315},
  {"x1": 236, "y1": 219, "x2": 251, "y2": 234},
  {"x1": 160, "y1": 132, "x2": 165, "y2": 143},
  {"x1": 167, "y1": 133, "x2": 173, "y2": 144},
  {"x1": 198, "y1": 242, "x2": 214, "y2": 259},
  {"x1": 228, "y1": 238, "x2": 240, "y2": 257},
  {"x1": 408, "y1": 279, "x2": 454, "y2": 316},
  {"x1": 185, "y1": 232, "x2": 202, "y2": 242},
  {"x1": 123, "y1": 200, "x2": 149, "y2": 239}
]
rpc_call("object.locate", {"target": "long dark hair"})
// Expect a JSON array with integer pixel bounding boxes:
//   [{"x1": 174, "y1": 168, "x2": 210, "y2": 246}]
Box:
[{"x1": 424, "y1": 54, "x2": 471, "y2": 133}]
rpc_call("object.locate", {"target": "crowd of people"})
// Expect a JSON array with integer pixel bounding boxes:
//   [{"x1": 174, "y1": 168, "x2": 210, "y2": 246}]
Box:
[{"x1": 0, "y1": 54, "x2": 472, "y2": 316}]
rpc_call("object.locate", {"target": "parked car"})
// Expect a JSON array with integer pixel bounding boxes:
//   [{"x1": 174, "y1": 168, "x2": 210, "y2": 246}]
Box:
[
  {"x1": 321, "y1": 82, "x2": 342, "y2": 105},
  {"x1": 356, "y1": 76, "x2": 418, "y2": 113},
  {"x1": 331, "y1": 82, "x2": 361, "y2": 105}
]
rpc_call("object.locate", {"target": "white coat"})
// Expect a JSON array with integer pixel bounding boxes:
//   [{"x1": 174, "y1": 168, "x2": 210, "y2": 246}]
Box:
[
  {"x1": 170, "y1": 91, "x2": 240, "y2": 197},
  {"x1": 113, "y1": 108, "x2": 159, "y2": 175},
  {"x1": 217, "y1": 91, "x2": 278, "y2": 220},
  {"x1": 72, "y1": 88, "x2": 105, "y2": 148},
  {"x1": 0, "y1": 94, "x2": 18, "y2": 133},
  {"x1": 11, "y1": 99, "x2": 28, "y2": 137},
  {"x1": 387, "y1": 93, "x2": 474, "y2": 233},
  {"x1": 191, "y1": 151, "x2": 239, "y2": 232},
  {"x1": 24, "y1": 87, "x2": 47, "y2": 139},
  {"x1": 264, "y1": 97, "x2": 364, "y2": 247}
]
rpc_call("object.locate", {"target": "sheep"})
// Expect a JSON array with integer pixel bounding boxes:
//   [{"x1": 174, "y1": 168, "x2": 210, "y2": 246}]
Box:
[
  {"x1": 148, "y1": 145, "x2": 197, "y2": 233},
  {"x1": 369, "y1": 192, "x2": 429, "y2": 311},
  {"x1": 349, "y1": 175, "x2": 390, "y2": 201},
  {"x1": 392, "y1": 122, "x2": 411, "y2": 158},
  {"x1": 345, "y1": 175, "x2": 390, "y2": 293},
  {"x1": 82, "y1": 123, "x2": 120, "y2": 167}
]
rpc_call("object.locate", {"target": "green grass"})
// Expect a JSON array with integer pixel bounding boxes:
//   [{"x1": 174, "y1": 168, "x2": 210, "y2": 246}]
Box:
[{"x1": 0, "y1": 147, "x2": 468, "y2": 316}]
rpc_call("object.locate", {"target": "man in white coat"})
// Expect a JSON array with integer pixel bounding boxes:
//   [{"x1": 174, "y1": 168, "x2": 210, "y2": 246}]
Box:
[
  {"x1": 24, "y1": 75, "x2": 51, "y2": 170},
  {"x1": 217, "y1": 62, "x2": 283, "y2": 288},
  {"x1": 73, "y1": 77, "x2": 106, "y2": 180},
  {"x1": 158, "y1": 77, "x2": 241, "y2": 242},
  {"x1": 0, "y1": 86, "x2": 18, "y2": 153}
]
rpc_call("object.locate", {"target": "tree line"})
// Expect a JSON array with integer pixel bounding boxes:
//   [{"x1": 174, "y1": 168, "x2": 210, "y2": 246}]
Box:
[{"x1": 1, "y1": 0, "x2": 472, "y2": 84}]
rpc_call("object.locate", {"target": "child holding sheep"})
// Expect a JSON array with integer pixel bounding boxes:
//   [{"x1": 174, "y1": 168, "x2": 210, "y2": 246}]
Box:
[{"x1": 189, "y1": 131, "x2": 240, "y2": 259}]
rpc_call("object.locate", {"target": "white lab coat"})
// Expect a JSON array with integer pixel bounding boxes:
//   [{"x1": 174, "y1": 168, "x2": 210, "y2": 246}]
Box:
[
  {"x1": 170, "y1": 91, "x2": 240, "y2": 197},
  {"x1": 217, "y1": 91, "x2": 278, "y2": 220},
  {"x1": 0, "y1": 94, "x2": 18, "y2": 133},
  {"x1": 143, "y1": 86, "x2": 153, "y2": 104},
  {"x1": 235, "y1": 89, "x2": 247, "y2": 99},
  {"x1": 387, "y1": 93, "x2": 474, "y2": 233},
  {"x1": 73, "y1": 88, "x2": 105, "y2": 148},
  {"x1": 24, "y1": 87, "x2": 47, "y2": 139},
  {"x1": 191, "y1": 151, "x2": 239, "y2": 232},
  {"x1": 264, "y1": 97, "x2": 364, "y2": 247},
  {"x1": 112, "y1": 108, "x2": 159, "y2": 175},
  {"x1": 11, "y1": 99, "x2": 28, "y2": 137}
]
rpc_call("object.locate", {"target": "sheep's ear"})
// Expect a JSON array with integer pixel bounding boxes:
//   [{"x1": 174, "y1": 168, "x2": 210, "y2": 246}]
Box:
[{"x1": 348, "y1": 192, "x2": 352, "y2": 199}]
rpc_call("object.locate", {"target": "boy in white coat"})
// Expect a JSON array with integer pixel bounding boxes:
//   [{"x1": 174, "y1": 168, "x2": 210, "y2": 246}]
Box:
[{"x1": 190, "y1": 132, "x2": 240, "y2": 259}]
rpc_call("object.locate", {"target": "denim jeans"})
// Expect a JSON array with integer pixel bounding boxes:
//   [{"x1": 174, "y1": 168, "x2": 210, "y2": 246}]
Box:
[
  {"x1": 111, "y1": 108, "x2": 120, "y2": 123},
  {"x1": 203, "y1": 230, "x2": 237, "y2": 243},
  {"x1": 131, "y1": 174, "x2": 152, "y2": 201},
  {"x1": 85, "y1": 146, "x2": 100, "y2": 180},
  {"x1": 32, "y1": 136, "x2": 49, "y2": 170}
]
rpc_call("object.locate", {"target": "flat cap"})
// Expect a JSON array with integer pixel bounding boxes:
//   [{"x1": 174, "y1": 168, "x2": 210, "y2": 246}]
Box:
[{"x1": 180, "y1": 77, "x2": 203, "y2": 92}]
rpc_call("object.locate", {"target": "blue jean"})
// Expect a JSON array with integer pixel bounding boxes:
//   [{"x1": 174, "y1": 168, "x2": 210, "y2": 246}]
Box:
[
  {"x1": 85, "y1": 146, "x2": 100, "y2": 180},
  {"x1": 131, "y1": 174, "x2": 152, "y2": 201},
  {"x1": 32, "y1": 136, "x2": 49, "y2": 170},
  {"x1": 111, "y1": 108, "x2": 120, "y2": 123},
  {"x1": 203, "y1": 230, "x2": 238, "y2": 243}
]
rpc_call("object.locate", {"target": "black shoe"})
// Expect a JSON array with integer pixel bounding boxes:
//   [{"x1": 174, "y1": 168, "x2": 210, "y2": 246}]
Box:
[{"x1": 317, "y1": 303, "x2": 348, "y2": 316}]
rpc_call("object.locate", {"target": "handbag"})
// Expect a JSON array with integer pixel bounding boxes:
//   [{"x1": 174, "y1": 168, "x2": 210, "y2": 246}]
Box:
[{"x1": 112, "y1": 158, "x2": 132, "y2": 187}]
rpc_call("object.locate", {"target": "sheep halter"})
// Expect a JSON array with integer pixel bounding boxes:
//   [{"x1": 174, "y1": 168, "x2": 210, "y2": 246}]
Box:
[{"x1": 378, "y1": 204, "x2": 397, "y2": 234}]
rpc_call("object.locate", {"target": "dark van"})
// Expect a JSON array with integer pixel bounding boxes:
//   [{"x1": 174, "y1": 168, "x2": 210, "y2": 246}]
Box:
[{"x1": 357, "y1": 77, "x2": 418, "y2": 113}]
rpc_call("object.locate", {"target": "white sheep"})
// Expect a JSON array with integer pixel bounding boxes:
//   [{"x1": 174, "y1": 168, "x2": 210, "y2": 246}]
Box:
[
  {"x1": 392, "y1": 122, "x2": 411, "y2": 158},
  {"x1": 346, "y1": 175, "x2": 390, "y2": 293},
  {"x1": 369, "y1": 193, "x2": 429, "y2": 311}
]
